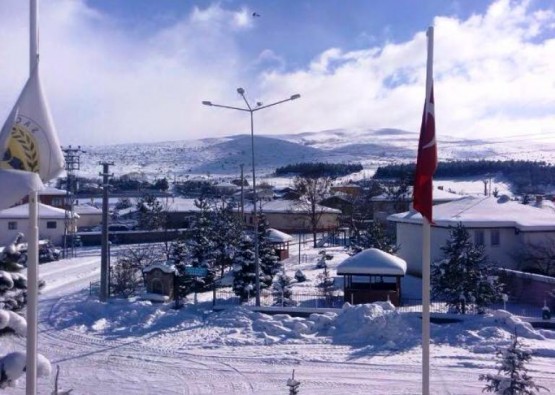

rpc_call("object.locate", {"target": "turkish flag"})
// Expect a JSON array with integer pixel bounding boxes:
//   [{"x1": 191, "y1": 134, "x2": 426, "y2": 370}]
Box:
[{"x1": 413, "y1": 85, "x2": 437, "y2": 224}]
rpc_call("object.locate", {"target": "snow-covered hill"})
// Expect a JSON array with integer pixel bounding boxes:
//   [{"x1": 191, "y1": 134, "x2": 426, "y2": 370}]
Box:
[{"x1": 79, "y1": 128, "x2": 555, "y2": 181}]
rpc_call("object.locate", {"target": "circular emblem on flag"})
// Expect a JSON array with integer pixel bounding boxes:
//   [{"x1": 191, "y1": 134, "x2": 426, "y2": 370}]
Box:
[{"x1": 1, "y1": 120, "x2": 40, "y2": 173}]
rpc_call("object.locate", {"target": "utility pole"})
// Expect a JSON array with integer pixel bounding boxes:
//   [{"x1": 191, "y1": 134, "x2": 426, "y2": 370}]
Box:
[
  {"x1": 99, "y1": 161, "x2": 114, "y2": 302},
  {"x1": 240, "y1": 163, "x2": 245, "y2": 222},
  {"x1": 62, "y1": 145, "x2": 85, "y2": 258}
]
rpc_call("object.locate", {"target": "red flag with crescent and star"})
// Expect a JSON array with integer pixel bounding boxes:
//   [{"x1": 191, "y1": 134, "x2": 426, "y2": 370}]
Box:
[{"x1": 413, "y1": 85, "x2": 437, "y2": 224}]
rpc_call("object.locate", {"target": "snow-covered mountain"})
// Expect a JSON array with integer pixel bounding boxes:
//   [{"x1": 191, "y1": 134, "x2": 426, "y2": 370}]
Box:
[{"x1": 79, "y1": 128, "x2": 555, "y2": 181}]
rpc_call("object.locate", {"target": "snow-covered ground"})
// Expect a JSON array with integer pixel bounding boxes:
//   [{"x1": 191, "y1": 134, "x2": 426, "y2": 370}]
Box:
[{"x1": 1, "y1": 244, "x2": 555, "y2": 394}]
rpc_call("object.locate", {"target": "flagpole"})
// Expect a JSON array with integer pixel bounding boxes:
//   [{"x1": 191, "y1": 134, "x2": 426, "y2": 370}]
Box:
[
  {"x1": 26, "y1": 0, "x2": 40, "y2": 393},
  {"x1": 422, "y1": 25, "x2": 434, "y2": 395}
]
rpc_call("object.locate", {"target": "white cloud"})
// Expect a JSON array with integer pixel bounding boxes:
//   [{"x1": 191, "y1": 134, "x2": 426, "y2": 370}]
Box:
[
  {"x1": 0, "y1": 0, "x2": 553, "y2": 146},
  {"x1": 256, "y1": 0, "x2": 555, "y2": 141}
]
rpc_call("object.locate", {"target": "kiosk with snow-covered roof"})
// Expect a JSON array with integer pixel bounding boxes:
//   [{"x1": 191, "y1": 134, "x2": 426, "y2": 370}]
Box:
[
  {"x1": 142, "y1": 262, "x2": 177, "y2": 302},
  {"x1": 266, "y1": 228, "x2": 294, "y2": 260},
  {"x1": 336, "y1": 248, "x2": 407, "y2": 306}
]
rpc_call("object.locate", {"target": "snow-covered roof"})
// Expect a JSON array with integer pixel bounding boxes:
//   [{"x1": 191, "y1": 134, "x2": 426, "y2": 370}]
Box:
[
  {"x1": 143, "y1": 262, "x2": 176, "y2": 274},
  {"x1": 388, "y1": 196, "x2": 555, "y2": 231},
  {"x1": 0, "y1": 203, "x2": 78, "y2": 219},
  {"x1": 244, "y1": 199, "x2": 341, "y2": 214},
  {"x1": 266, "y1": 228, "x2": 294, "y2": 243},
  {"x1": 371, "y1": 186, "x2": 463, "y2": 202},
  {"x1": 167, "y1": 197, "x2": 202, "y2": 212},
  {"x1": 214, "y1": 182, "x2": 238, "y2": 189},
  {"x1": 74, "y1": 204, "x2": 102, "y2": 215},
  {"x1": 39, "y1": 186, "x2": 68, "y2": 196},
  {"x1": 337, "y1": 248, "x2": 407, "y2": 276}
]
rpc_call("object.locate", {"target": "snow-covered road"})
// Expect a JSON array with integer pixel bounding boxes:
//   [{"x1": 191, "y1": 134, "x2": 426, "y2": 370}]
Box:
[{"x1": 2, "y1": 249, "x2": 554, "y2": 394}]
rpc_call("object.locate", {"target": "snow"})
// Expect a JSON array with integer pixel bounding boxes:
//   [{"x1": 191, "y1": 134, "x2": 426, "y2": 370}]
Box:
[
  {"x1": 0, "y1": 244, "x2": 554, "y2": 393},
  {"x1": 336, "y1": 248, "x2": 407, "y2": 275},
  {"x1": 390, "y1": 195, "x2": 555, "y2": 230},
  {"x1": 78, "y1": 130, "x2": 555, "y2": 183},
  {"x1": 0, "y1": 352, "x2": 51, "y2": 389},
  {"x1": 0, "y1": 203, "x2": 77, "y2": 219}
]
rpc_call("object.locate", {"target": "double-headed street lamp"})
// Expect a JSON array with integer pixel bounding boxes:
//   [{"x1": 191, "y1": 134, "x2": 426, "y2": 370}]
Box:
[{"x1": 202, "y1": 88, "x2": 301, "y2": 306}]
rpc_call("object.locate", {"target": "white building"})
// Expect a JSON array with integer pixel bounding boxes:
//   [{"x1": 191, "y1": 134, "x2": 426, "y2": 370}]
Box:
[
  {"x1": 388, "y1": 196, "x2": 555, "y2": 275},
  {"x1": 0, "y1": 203, "x2": 78, "y2": 246}
]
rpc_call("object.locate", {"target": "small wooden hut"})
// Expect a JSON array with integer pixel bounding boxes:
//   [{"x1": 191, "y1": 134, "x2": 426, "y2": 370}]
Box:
[
  {"x1": 142, "y1": 262, "x2": 177, "y2": 302},
  {"x1": 336, "y1": 248, "x2": 407, "y2": 306},
  {"x1": 266, "y1": 228, "x2": 294, "y2": 260}
]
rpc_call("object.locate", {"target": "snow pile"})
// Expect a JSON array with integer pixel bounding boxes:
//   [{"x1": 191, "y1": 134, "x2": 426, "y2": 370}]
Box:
[
  {"x1": 49, "y1": 294, "x2": 201, "y2": 338},
  {"x1": 328, "y1": 302, "x2": 419, "y2": 349},
  {"x1": 0, "y1": 310, "x2": 26, "y2": 336},
  {"x1": 48, "y1": 290, "x2": 552, "y2": 358},
  {"x1": 432, "y1": 309, "x2": 548, "y2": 355},
  {"x1": 0, "y1": 352, "x2": 51, "y2": 389}
]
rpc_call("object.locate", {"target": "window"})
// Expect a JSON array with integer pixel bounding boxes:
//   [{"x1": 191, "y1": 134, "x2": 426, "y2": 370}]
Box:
[
  {"x1": 490, "y1": 230, "x2": 500, "y2": 246},
  {"x1": 8, "y1": 221, "x2": 17, "y2": 230},
  {"x1": 474, "y1": 230, "x2": 485, "y2": 246},
  {"x1": 46, "y1": 221, "x2": 57, "y2": 229},
  {"x1": 52, "y1": 197, "x2": 63, "y2": 207}
]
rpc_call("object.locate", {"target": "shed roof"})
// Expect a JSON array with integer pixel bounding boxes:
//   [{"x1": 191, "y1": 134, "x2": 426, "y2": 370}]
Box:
[
  {"x1": 336, "y1": 248, "x2": 407, "y2": 276},
  {"x1": 266, "y1": 228, "x2": 294, "y2": 243},
  {"x1": 143, "y1": 262, "x2": 176, "y2": 274}
]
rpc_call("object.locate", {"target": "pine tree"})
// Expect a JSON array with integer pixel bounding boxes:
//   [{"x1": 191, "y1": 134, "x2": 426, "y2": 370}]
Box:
[
  {"x1": 188, "y1": 197, "x2": 215, "y2": 268},
  {"x1": 136, "y1": 194, "x2": 167, "y2": 230},
  {"x1": 257, "y1": 215, "x2": 282, "y2": 287},
  {"x1": 232, "y1": 235, "x2": 261, "y2": 302},
  {"x1": 211, "y1": 200, "x2": 242, "y2": 279},
  {"x1": 272, "y1": 272, "x2": 296, "y2": 307},
  {"x1": 480, "y1": 331, "x2": 548, "y2": 394},
  {"x1": 432, "y1": 223, "x2": 503, "y2": 313},
  {"x1": 350, "y1": 221, "x2": 398, "y2": 255},
  {"x1": 0, "y1": 234, "x2": 28, "y2": 334}
]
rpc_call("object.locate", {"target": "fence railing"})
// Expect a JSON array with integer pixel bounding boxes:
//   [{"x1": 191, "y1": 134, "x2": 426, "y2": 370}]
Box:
[
  {"x1": 213, "y1": 290, "x2": 546, "y2": 318},
  {"x1": 214, "y1": 289, "x2": 343, "y2": 308}
]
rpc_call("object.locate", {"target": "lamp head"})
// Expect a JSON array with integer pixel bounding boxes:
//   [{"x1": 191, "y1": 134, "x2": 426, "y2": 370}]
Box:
[
  {"x1": 237, "y1": 87, "x2": 245, "y2": 95},
  {"x1": 202, "y1": 101, "x2": 212, "y2": 106},
  {"x1": 290, "y1": 94, "x2": 301, "y2": 100}
]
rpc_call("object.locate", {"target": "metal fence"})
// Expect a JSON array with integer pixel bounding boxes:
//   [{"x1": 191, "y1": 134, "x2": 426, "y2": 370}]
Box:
[
  {"x1": 213, "y1": 291, "x2": 546, "y2": 318},
  {"x1": 214, "y1": 289, "x2": 343, "y2": 308}
]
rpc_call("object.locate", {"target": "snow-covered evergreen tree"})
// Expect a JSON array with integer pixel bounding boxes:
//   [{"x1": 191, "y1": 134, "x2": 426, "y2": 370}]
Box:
[
  {"x1": 169, "y1": 237, "x2": 189, "y2": 264},
  {"x1": 0, "y1": 236, "x2": 52, "y2": 388},
  {"x1": 188, "y1": 197, "x2": 215, "y2": 268},
  {"x1": 232, "y1": 235, "x2": 261, "y2": 302},
  {"x1": 136, "y1": 194, "x2": 167, "y2": 230},
  {"x1": 350, "y1": 221, "x2": 398, "y2": 255},
  {"x1": 211, "y1": 200, "x2": 242, "y2": 279},
  {"x1": 272, "y1": 272, "x2": 296, "y2": 307},
  {"x1": 0, "y1": 234, "x2": 28, "y2": 334},
  {"x1": 431, "y1": 223, "x2": 503, "y2": 313},
  {"x1": 480, "y1": 331, "x2": 548, "y2": 394},
  {"x1": 257, "y1": 215, "x2": 282, "y2": 287}
]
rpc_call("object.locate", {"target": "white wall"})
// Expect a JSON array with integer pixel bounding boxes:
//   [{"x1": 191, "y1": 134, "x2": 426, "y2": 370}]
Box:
[
  {"x1": 0, "y1": 218, "x2": 69, "y2": 246},
  {"x1": 395, "y1": 222, "x2": 540, "y2": 275}
]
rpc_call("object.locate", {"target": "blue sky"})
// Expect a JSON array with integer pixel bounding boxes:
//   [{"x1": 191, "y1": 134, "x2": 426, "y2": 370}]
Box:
[{"x1": 0, "y1": 0, "x2": 554, "y2": 146}]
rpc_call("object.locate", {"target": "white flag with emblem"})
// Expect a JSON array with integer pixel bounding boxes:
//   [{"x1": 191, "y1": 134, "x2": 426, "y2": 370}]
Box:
[{"x1": 0, "y1": 65, "x2": 65, "y2": 210}]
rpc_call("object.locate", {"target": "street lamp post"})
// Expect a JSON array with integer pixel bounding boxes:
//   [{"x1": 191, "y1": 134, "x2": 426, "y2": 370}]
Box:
[{"x1": 202, "y1": 88, "x2": 300, "y2": 306}]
